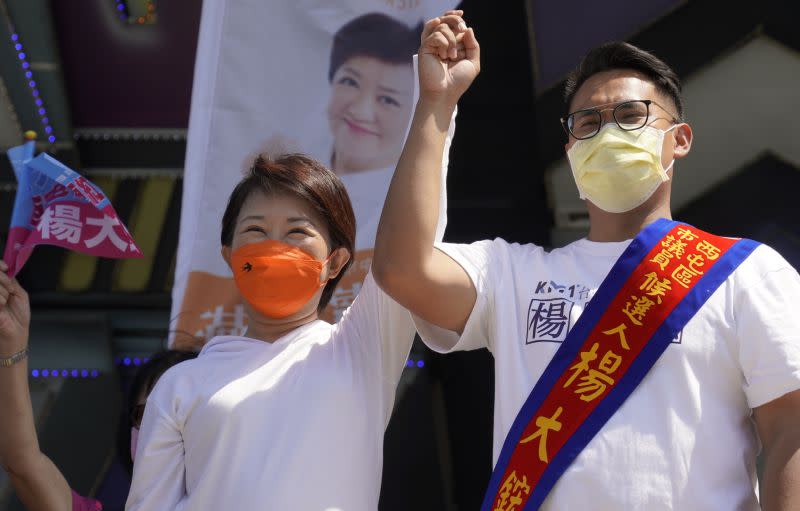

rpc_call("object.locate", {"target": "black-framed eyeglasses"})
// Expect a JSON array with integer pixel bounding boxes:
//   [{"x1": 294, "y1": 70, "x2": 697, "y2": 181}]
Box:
[
  {"x1": 560, "y1": 99, "x2": 679, "y2": 140},
  {"x1": 130, "y1": 403, "x2": 145, "y2": 428}
]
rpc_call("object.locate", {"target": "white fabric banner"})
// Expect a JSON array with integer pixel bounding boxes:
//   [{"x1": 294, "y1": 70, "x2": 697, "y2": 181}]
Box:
[{"x1": 171, "y1": 0, "x2": 458, "y2": 348}]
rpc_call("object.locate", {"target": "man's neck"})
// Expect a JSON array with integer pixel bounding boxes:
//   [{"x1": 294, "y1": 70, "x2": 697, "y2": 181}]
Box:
[{"x1": 587, "y1": 204, "x2": 672, "y2": 242}]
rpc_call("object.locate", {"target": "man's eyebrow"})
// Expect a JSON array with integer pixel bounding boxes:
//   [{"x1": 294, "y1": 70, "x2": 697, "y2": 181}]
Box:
[{"x1": 573, "y1": 100, "x2": 628, "y2": 111}]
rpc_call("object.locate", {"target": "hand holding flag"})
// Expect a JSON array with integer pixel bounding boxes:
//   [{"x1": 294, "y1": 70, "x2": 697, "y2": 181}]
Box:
[{"x1": 2, "y1": 136, "x2": 142, "y2": 277}]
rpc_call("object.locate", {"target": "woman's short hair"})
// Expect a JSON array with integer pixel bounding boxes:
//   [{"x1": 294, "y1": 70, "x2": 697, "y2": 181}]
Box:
[
  {"x1": 328, "y1": 12, "x2": 422, "y2": 82},
  {"x1": 221, "y1": 154, "x2": 356, "y2": 310}
]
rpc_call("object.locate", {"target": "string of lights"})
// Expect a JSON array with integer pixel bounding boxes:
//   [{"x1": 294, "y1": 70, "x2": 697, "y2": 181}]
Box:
[
  {"x1": 29, "y1": 356, "x2": 154, "y2": 378},
  {"x1": 0, "y1": 0, "x2": 56, "y2": 144},
  {"x1": 116, "y1": 356, "x2": 150, "y2": 367},
  {"x1": 30, "y1": 369, "x2": 101, "y2": 379}
]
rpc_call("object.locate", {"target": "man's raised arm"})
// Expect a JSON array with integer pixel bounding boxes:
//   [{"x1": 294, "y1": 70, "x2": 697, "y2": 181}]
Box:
[{"x1": 373, "y1": 11, "x2": 479, "y2": 336}]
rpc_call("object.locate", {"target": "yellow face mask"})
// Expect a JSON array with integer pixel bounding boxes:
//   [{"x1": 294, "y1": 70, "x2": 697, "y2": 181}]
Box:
[{"x1": 567, "y1": 124, "x2": 677, "y2": 213}]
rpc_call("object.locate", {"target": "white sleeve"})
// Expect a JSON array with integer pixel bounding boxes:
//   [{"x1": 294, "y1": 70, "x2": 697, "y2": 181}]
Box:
[
  {"x1": 736, "y1": 247, "x2": 800, "y2": 408},
  {"x1": 412, "y1": 240, "x2": 497, "y2": 354},
  {"x1": 336, "y1": 271, "x2": 417, "y2": 423},
  {"x1": 125, "y1": 386, "x2": 186, "y2": 510}
]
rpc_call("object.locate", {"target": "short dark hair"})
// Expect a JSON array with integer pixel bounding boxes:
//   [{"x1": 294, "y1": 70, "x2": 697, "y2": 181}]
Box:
[
  {"x1": 329, "y1": 12, "x2": 422, "y2": 82},
  {"x1": 119, "y1": 349, "x2": 197, "y2": 472},
  {"x1": 221, "y1": 154, "x2": 356, "y2": 310},
  {"x1": 564, "y1": 41, "x2": 684, "y2": 121}
]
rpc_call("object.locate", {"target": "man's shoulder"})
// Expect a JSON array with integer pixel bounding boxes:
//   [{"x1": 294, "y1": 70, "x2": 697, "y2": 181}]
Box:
[
  {"x1": 732, "y1": 241, "x2": 796, "y2": 278},
  {"x1": 749, "y1": 241, "x2": 791, "y2": 263},
  {"x1": 437, "y1": 237, "x2": 548, "y2": 261}
]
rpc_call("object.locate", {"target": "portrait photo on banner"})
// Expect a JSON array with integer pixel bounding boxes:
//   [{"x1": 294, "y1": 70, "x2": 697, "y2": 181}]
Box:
[{"x1": 171, "y1": 1, "x2": 457, "y2": 349}]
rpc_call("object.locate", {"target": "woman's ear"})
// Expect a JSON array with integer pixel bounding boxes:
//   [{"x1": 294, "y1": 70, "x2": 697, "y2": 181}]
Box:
[
  {"x1": 327, "y1": 247, "x2": 351, "y2": 280},
  {"x1": 221, "y1": 246, "x2": 232, "y2": 270}
]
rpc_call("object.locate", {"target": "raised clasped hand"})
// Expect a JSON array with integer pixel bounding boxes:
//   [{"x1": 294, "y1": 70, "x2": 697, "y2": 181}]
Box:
[{"x1": 418, "y1": 10, "x2": 481, "y2": 105}]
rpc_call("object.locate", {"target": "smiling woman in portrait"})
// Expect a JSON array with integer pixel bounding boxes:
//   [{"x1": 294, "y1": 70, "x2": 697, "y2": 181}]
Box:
[
  {"x1": 316, "y1": 13, "x2": 427, "y2": 319},
  {"x1": 327, "y1": 13, "x2": 421, "y2": 177}
]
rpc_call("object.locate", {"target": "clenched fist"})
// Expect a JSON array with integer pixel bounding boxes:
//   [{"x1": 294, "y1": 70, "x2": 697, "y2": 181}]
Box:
[{"x1": 418, "y1": 10, "x2": 480, "y2": 105}]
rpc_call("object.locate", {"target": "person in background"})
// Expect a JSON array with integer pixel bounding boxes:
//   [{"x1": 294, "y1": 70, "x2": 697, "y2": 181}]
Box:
[
  {"x1": 373, "y1": 12, "x2": 800, "y2": 510},
  {"x1": 0, "y1": 263, "x2": 195, "y2": 511}
]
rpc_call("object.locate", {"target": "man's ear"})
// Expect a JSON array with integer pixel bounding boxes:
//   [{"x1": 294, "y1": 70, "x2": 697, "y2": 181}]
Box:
[
  {"x1": 327, "y1": 247, "x2": 351, "y2": 280},
  {"x1": 673, "y1": 122, "x2": 693, "y2": 159},
  {"x1": 221, "y1": 245, "x2": 232, "y2": 270}
]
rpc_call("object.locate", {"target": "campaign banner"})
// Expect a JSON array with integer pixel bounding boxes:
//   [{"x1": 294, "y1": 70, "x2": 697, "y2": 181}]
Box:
[
  {"x1": 171, "y1": 0, "x2": 459, "y2": 349},
  {"x1": 3, "y1": 140, "x2": 141, "y2": 277}
]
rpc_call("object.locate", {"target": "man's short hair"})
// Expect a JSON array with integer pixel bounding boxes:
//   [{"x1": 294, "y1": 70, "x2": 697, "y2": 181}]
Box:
[{"x1": 563, "y1": 41, "x2": 684, "y2": 121}]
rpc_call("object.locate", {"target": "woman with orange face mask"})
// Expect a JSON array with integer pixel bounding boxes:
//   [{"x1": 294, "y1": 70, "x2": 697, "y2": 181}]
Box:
[{"x1": 125, "y1": 154, "x2": 419, "y2": 510}]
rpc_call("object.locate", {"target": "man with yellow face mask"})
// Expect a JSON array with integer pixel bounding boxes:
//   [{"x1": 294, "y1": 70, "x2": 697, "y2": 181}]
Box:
[{"x1": 373, "y1": 11, "x2": 800, "y2": 511}]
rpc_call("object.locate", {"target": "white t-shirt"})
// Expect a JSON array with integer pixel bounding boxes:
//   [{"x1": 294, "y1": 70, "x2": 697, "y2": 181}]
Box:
[
  {"x1": 414, "y1": 236, "x2": 800, "y2": 510},
  {"x1": 126, "y1": 273, "x2": 414, "y2": 511}
]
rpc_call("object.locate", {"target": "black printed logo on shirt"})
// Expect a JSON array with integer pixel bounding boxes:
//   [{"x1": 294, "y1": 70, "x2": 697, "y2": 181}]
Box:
[{"x1": 527, "y1": 297, "x2": 574, "y2": 343}]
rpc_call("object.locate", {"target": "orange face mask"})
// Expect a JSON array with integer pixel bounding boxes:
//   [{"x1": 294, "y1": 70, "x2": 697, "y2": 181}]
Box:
[{"x1": 231, "y1": 240, "x2": 331, "y2": 319}]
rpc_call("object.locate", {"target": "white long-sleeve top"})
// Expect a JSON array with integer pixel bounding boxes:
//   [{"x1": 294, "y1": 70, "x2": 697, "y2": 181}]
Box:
[{"x1": 125, "y1": 273, "x2": 415, "y2": 510}]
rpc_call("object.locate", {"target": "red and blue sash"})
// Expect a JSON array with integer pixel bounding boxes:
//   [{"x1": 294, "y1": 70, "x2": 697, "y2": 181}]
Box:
[{"x1": 481, "y1": 219, "x2": 759, "y2": 511}]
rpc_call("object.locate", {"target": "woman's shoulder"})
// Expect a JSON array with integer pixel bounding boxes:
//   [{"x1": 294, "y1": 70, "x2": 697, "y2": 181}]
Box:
[{"x1": 144, "y1": 353, "x2": 204, "y2": 406}]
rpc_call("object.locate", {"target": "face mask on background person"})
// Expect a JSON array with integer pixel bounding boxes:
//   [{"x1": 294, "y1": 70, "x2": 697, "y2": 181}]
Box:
[
  {"x1": 567, "y1": 123, "x2": 678, "y2": 213},
  {"x1": 231, "y1": 240, "x2": 332, "y2": 318}
]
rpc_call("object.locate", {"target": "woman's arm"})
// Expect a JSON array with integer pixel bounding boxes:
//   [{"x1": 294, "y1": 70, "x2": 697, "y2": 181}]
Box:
[
  {"x1": 0, "y1": 262, "x2": 74, "y2": 511},
  {"x1": 125, "y1": 385, "x2": 186, "y2": 510}
]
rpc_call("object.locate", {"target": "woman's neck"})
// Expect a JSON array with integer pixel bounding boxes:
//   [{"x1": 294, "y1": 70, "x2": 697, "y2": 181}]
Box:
[{"x1": 243, "y1": 310, "x2": 319, "y2": 343}]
